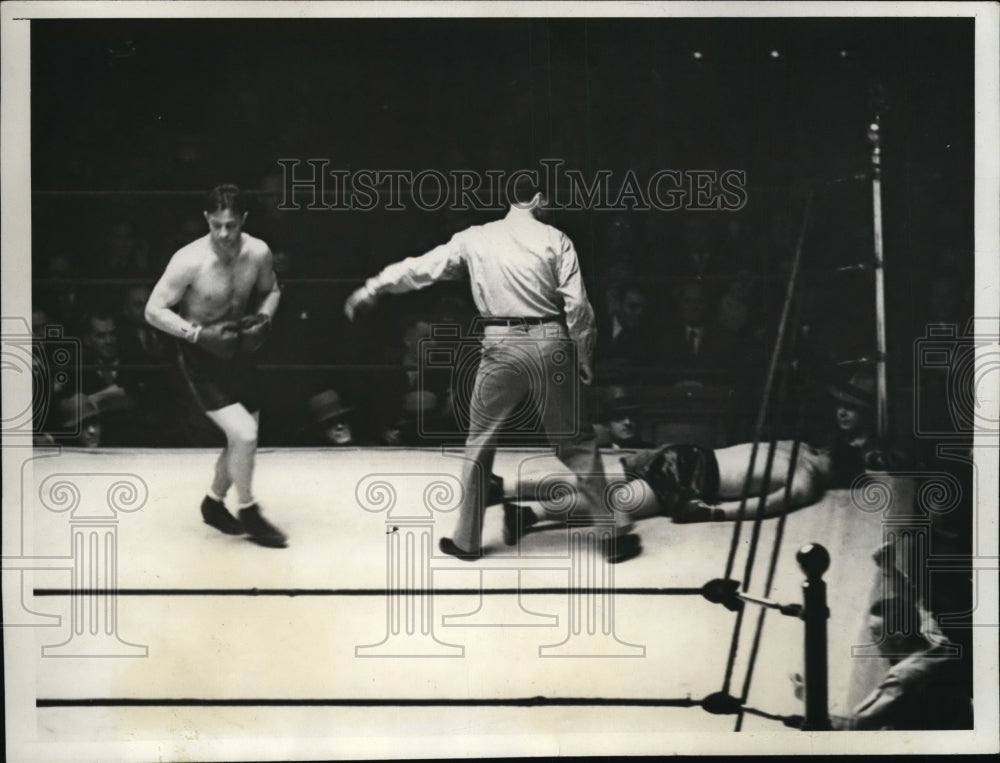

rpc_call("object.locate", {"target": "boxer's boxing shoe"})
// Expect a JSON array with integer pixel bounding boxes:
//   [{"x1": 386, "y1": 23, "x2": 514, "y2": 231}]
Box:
[
  {"x1": 439, "y1": 537, "x2": 481, "y2": 562},
  {"x1": 603, "y1": 533, "x2": 642, "y2": 564},
  {"x1": 201, "y1": 496, "x2": 244, "y2": 535},
  {"x1": 502, "y1": 502, "x2": 538, "y2": 546},
  {"x1": 238, "y1": 504, "x2": 288, "y2": 548}
]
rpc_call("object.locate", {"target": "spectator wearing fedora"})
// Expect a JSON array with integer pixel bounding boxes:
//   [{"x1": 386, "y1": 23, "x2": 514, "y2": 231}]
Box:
[
  {"x1": 304, "y1": 389, "x2": 356, "y2": 446},
  {"x1": 825, "y1": 370, "x2": 908, "y2": 487},
  {"x1": 601, "y1": 387, "x2": 652, "y2": 450},
  {"x1": 54, "y1": 393, "x2": 104, "y2": 448}
]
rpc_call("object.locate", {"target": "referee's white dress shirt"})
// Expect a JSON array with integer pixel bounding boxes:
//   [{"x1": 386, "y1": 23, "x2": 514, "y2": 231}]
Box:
[{"x1": 365, "y1": 206, "x2": 598, "y2": 362}]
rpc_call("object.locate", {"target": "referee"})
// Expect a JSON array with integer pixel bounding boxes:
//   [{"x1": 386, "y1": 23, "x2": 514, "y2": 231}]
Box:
[{"x1": 345, "y1": 175, "x2": 640, "y2": 563}]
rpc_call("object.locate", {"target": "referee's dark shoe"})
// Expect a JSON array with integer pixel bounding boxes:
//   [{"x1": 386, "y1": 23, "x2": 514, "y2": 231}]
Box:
[
  {"x1": 439, "y1": 537, "x2": 482, "y2": 561},
  {"x1": 201, "y1": 496, "x2": 243, "y2": 535},
  {"x1": 238, "y1": 504, "x2": 288, "y2": 548}
]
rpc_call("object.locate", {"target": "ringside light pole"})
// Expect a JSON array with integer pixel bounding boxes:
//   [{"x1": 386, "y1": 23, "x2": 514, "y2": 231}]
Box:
[{"x1": 869, "y1": 118, "x2": 889, "y2": 438}]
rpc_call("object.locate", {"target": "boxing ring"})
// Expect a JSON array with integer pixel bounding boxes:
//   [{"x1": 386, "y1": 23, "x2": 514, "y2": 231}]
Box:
[
  {"x1": 3, "y1": 444, "x2": 924, "y2": 750},
  {"x1": 8, "y1": 78, "x2": 981, "y2": 756}
]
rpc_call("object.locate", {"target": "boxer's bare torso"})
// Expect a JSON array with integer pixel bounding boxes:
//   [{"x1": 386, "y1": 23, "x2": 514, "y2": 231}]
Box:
[
  {"x1": 171, "y1": 234, "x2": 269, "y2": 325},
  {"x1": 146, "y1": 219, "x2": 275, "y2": 338},
  {"x1": 715, "y1": 441, "x2": 833, "y2": 496}
]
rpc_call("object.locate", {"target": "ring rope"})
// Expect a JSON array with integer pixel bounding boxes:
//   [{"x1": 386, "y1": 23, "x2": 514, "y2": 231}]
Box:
[
  {"x1": 719, "y1": 192, "x2": 813, "y2": 703},
  {"x1": 734, "y1": 403, "x2": 808, "y2": 730}
]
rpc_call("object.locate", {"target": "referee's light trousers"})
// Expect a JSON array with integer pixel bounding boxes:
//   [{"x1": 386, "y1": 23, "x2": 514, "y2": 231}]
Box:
[{"x1": 451, "y1": 323, "x2": 634, "y2": 554}]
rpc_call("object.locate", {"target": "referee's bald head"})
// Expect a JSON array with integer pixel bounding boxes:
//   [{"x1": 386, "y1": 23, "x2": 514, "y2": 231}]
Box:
[{"x1": 506, "y1": 170, "x2": 544, "y2": 211}]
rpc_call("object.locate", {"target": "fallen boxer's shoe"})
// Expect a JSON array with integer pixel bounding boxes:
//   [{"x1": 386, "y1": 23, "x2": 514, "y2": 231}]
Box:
[
  {"x1": 201, "y1": 496, "x2": 243, "y2": 535},
  {"x1": 603, "y1": 533, "x2": 642, "y2": 564},
  {"x1": 238, "y1": 504, "x2": 288, "y2": 548},
  {"x1": 487, "y1": 473, "x2": 505, "y2": 506}
]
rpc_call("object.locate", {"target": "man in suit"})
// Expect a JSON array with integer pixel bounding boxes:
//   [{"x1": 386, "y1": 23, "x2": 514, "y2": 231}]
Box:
[
  {"x1": 597, "y1": 279, "x2": 648, "y2": 383},
  {"x1": 662, "y1": 279, "x2": 721, "y2": 383}
]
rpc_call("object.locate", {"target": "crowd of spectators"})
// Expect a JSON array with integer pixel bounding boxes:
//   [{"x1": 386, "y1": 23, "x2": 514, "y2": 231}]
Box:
[{"x1": 30, "y1": 197, "x2": 972, "y2": 458}]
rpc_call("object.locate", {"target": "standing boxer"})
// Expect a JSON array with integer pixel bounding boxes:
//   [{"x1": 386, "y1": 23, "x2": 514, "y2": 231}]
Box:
[
  {"x1": 145, "y1": 184, "x2": 286, "y2": 548},
  {"x1": 345, "y1": 175, "x2": 640, "y2": 562}
]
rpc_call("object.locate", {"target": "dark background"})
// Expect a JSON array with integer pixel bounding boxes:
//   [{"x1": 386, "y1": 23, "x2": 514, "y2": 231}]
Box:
[{"x1": 29, "y1": 17, "x2": 975, "y2": 446}]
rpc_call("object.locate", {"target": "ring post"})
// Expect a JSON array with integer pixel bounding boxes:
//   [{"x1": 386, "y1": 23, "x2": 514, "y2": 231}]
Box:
[{"x1": 797, "y1": 543, "x2": 832, "y2": 730}]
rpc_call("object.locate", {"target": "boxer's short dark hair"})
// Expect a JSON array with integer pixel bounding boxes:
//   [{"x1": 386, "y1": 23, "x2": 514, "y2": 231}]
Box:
[{"x1": 205, "y1": 184, "x2": 245, "y2": 216}]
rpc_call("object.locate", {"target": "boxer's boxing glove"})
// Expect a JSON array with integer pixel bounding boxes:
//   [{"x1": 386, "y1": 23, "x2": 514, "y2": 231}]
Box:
[
  {"x1": 195, "y1": 321, "x2": 241, "y2": 359},
  {"x1": 238, "y1": 313, "x2": 271, "y2": 353}
]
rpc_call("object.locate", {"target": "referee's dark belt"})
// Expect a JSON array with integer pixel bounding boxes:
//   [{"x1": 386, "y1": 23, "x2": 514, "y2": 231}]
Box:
[{"x1": 480, "y1": 315, "x2": 563, "y2": 327}]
